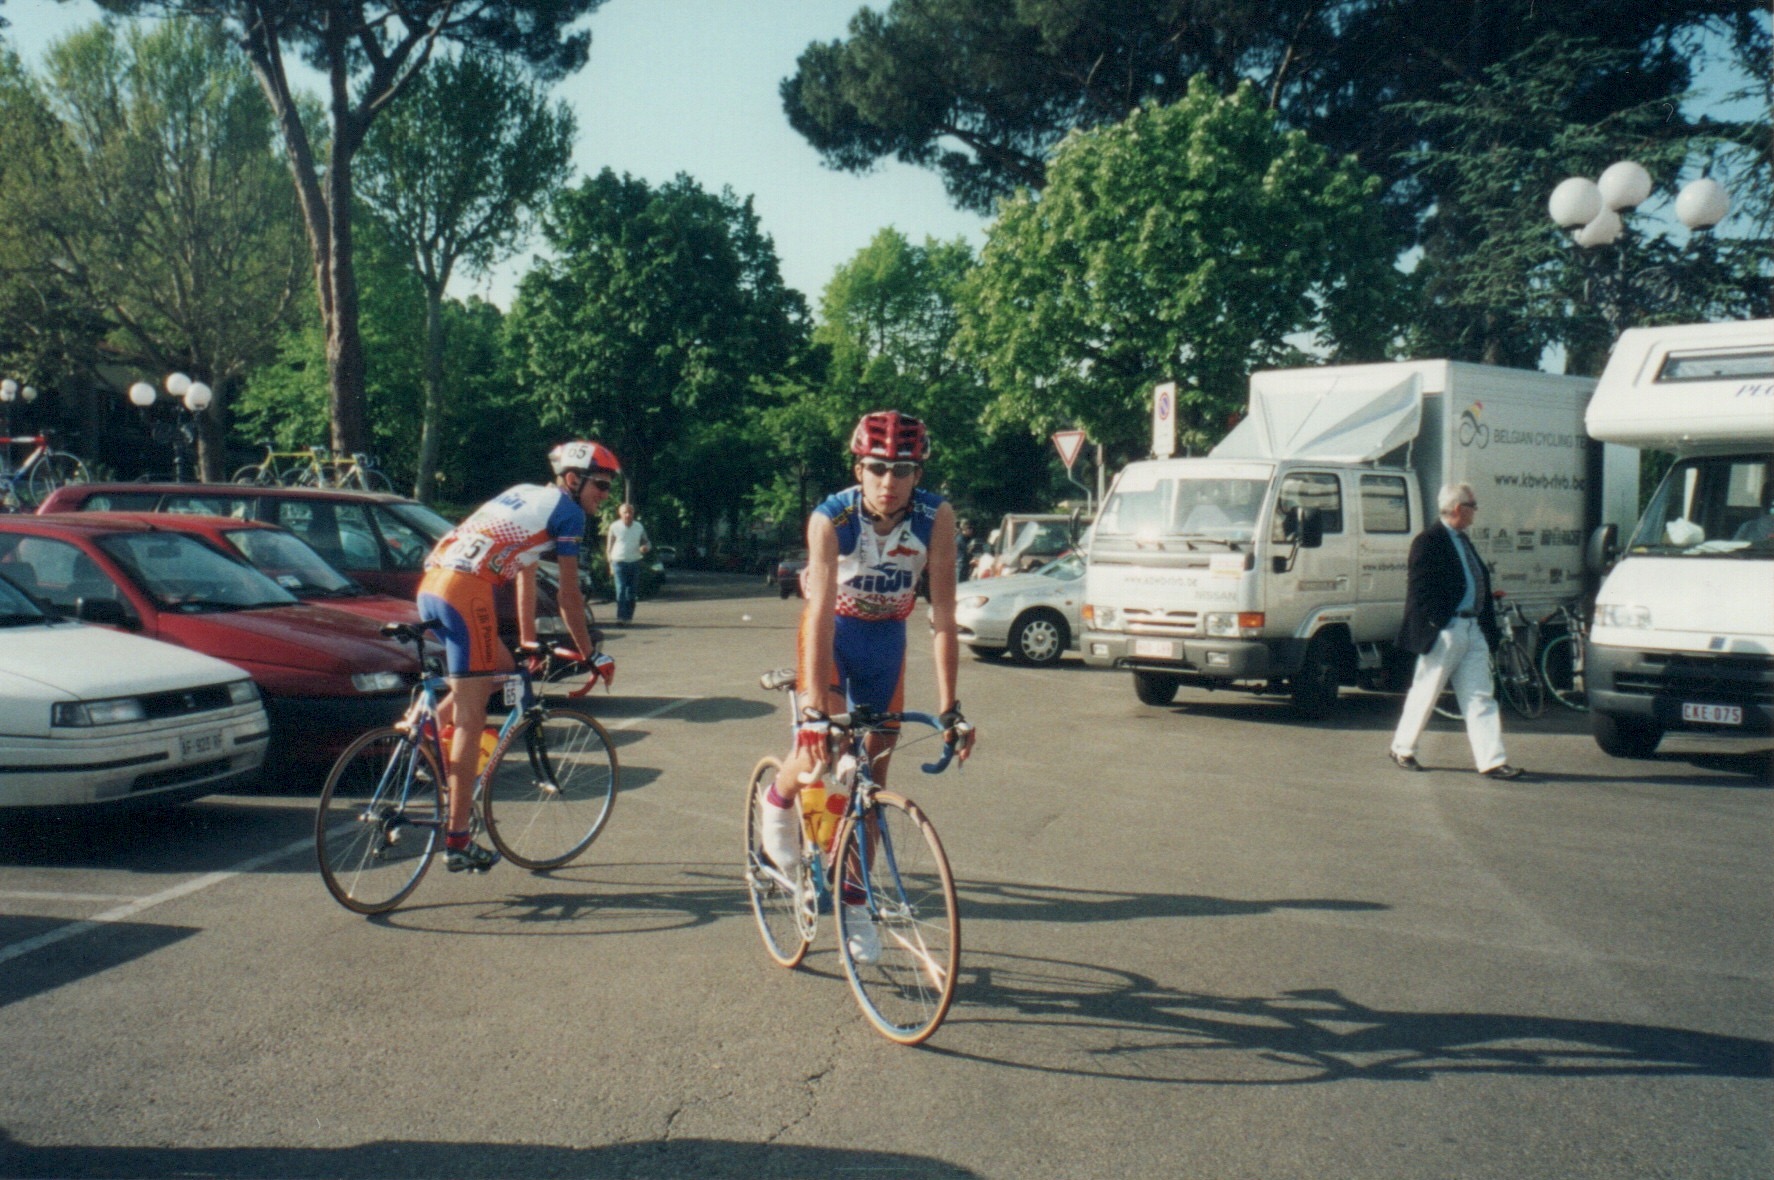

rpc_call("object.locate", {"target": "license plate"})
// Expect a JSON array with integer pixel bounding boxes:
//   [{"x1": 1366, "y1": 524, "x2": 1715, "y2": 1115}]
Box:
[
  {"x1": 502, "y1": 677, "x2": 520, "y2": 707},
  {"x1": 1133, "y1": 638, "x2": 1177, "y2": 659},
  {"x1": 181, "y1": 731, "x2": 224, "y2": 759},
  {"x1": 1681, "y1": 702, "x2": 1742, "y2": 725}
]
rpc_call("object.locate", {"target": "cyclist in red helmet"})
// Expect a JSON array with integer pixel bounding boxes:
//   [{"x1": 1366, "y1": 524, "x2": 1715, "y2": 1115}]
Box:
[
  {"x1": 757, "y1": 410, "x2": 976, "y2": 960},
  {"x1": 415, "y1": 439, "x2": 613, "y2": 872}
]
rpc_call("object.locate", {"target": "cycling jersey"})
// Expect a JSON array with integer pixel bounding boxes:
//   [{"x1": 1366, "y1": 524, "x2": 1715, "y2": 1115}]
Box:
[
  {"x1": 815, "y1": 486, "x2": 943, "y2": 623},
  {"x1": 425, "y1": 483, "x2": 584, "y2": 585}
]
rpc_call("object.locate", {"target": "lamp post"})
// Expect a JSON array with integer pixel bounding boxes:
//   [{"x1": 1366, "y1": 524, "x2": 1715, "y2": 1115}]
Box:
[
  {"x1": 126, "y1": 373, "x2": 213, "y2": 482},
  {"x1": 0, "y1": 379, "x2": 38, "y2": 459}
]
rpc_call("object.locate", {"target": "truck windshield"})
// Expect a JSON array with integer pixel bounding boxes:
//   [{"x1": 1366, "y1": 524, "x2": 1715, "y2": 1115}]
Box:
[
  {"x1": 1096, "y1": 473, "x2": 1269, "y2": 546},
  {"x1": 1628, "y1": 455, "x2": 1773, "y2": 558}
]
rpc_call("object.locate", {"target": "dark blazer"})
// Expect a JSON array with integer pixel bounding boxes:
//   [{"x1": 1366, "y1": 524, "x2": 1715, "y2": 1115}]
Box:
[{"x1": 1397, "y1": 520, "x2": 1498, "y2": 655}]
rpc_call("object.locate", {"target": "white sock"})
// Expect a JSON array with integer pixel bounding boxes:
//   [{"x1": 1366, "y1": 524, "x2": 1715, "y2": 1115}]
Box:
[{"x1": 760, "y1": 799, "x2": 802, "y2": 875}]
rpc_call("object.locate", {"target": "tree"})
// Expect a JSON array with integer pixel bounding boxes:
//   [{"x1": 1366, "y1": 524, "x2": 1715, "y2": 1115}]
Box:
[
  {"x1": 357, "y1": 53, "x2": 574, "y2": 502},
  {"x1": 507, "y1": 170, "x2": 807, "y2": 534},
  {"x1": 98, "y1": 0, "x2": 608, "y2": 456},
  {"x1": 959, "y1": 79, "x2": 1403, "y2": 456},
  {"x1": 0, "y1": 21, "x2": 306, "y2": 479}
]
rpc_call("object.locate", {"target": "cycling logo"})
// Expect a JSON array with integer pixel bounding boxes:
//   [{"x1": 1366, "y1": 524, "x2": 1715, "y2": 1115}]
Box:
[{"x1": 1458, "y1": 401, "x2": 1490, "y2": 448}]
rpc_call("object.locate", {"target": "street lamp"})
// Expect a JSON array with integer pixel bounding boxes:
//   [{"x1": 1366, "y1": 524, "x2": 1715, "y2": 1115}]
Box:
[
  {"x1": 1, "y1": 378, "x2": 38, "y2": 443},
  {"x1": 124, "y1": 372, "x2": 213, "y2": 481}
]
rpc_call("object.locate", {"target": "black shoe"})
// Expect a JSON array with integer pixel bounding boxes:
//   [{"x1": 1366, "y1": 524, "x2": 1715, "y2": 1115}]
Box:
[
  {"x1": 1481, "y1": 764, "x2": 1526, "y2": 780},
  {"x1": 445, "y1": 842, "x2": 500, "y2": 873},
  {"x1": 1389, "y1": 750, "x2": 1424, "y2": 772}
]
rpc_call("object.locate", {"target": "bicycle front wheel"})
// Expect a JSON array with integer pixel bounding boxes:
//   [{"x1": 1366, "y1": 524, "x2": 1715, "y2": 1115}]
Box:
[
  {"x1": 1541, "y1": 632, "x2": 1588, "y2": 711},
  {"x1": 481, "y1": 707, "x2": 617, "y2": 870},
  {"x1": 834, "y1": 792, "x2": 960, "y2": 1045},
  {"x1": 359, "y1": 468, "x2": 395, "y2": 492},
  {"x1": 26, "y1": 452, "x2": 89, "y2": 502},
  {"x1": 316, "y1": 726, "x2": 443, "y2": 914},
  {"x1": 1496, "y1": 639, "x2": 1544, "y2": 719},
  {"x1": 231, "y1": 464, "x2": 265, "y2": 485},
  {"x1": 743, "y1": 756, "x2": 811, "y2": 969}
]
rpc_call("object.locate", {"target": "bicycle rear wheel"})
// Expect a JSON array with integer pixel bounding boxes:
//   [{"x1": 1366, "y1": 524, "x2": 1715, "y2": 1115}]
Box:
[
  {"x1": 743, "y1": 757, "x2": 813, "y2": 968},
  {"x1": 1541, "y1": 631, "x2": 1588, "y2": 711},
  {"x1": 1496, "y1": 638, "x2": 1544, "y2": 719},
  {"x1": 481, "y1": 706, "x2": 617, "y2": 870},
  {"x1": 316, "y1": 726, "x2": 443, "y2": 914},
  {"x1": 834, "y1": 792, "x2": 960, "y2": 1045},
  {"x1": 231, "y1": 464, "x2": 265, "y2": 485},
  {"x1": 26, "y1": 452, "x2": 89, "y2": 502}
]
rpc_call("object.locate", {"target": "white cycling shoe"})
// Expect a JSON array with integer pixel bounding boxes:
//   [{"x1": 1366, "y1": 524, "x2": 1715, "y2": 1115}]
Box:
[
  {"x1": 844, "y1": 904, "x2": 881, "y2": 965},
  {"x1": 759, "y1": 800, "x2": 802, "y2": 882}
]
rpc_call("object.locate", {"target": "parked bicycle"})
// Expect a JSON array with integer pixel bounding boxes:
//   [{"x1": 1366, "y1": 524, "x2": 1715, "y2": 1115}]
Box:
[
  {"x1": 744, "y1": 667, "x2": 967, "y2": 1045},
  {"x1": 0, "y1": 433, "x2": 89, "y2": 510},
  {"x1": 1538, "y1": 601, "x2": 1589, "y2": 712},
  {"x1": 234, "y1": 442, "x2": 394, "y2": 491},
  {"x1": 316, "y1": 622, "x2": 619, "y2": 915},
  {"x1": 1433, "y1": 590, "x2": 1544, "y2": 721}
]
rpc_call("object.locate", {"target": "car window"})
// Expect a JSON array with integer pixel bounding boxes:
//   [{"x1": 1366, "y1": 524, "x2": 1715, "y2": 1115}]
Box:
[
  {"x1": 1360, "y1": 475, "x2": 1411, "y2": 534},
  {"x1": 269, "y1": 499, "x2": 363, "y2": 573},
  {"x1": 373, "y1": 506, "x2": 433, "y2": 571},
  {"x1": 0, "y1": 535, "x2": 124, "y2": 614},
  {"x1": 97, "y1": 532, "x2": 296, "y2": 610},
  {"x1": 1272, "y1": 472, "x2": 1344, "y2": 541},
  {"x1": 0, "y1": 568, "x2": 48, "y2": 621},
  {"x1": 78, "y1": 492, "x2": 161, "y2": 511},
  {"x1": 224, "y1": 527, "x2": 355, "y2": 593},
  {"x1": 163, "y1": 493, "x2": 252, "y2": 519}
]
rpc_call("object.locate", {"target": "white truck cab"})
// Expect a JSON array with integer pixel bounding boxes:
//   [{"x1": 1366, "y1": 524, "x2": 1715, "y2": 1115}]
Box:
[{"x1": 1584, "y1": 319, "x2": 1774, "y2": 758}]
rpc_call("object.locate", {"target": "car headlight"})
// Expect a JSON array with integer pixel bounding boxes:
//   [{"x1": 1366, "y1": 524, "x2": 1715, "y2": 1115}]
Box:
[
  {"x1": 352, "y1": 671, "x2": 405, "y2": 693},
  {"x1": 959, "y1": 595, "x2": 989, "y2": 610},
  {"x1": 1204, "y1": 611, "x2": 1265, "y2": 639},
  {"x1": 52, "y1": 697, "x2": 147, "y2": 727},
  {"x1": 1086, "y1": 604, "x2": 1119, "y2": 630},
  {"x1": 227, "y1": 679, "x2": 260, "y2": 705},
  {"x1": 1597, "y1": 603, "x2": 1652, "y2": 629}
]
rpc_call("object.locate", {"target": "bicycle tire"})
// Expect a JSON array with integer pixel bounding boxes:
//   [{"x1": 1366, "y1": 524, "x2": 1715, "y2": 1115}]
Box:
[
  {"x1": 316, "y1": 726, "x2": 443, "y2": 914},
  {"x1": 361, "y1": 468, "x2": 394, "y2": 493},
  {"x1": 231, "y1": 464, "x2": 265, "y2": 485},
  {"x1": 25, "y1": 452, "x2": 89, "y2": 503},
  {"x1": 481, "y1": 706, "x2": 617, "y2": 870},
  {"x1": 833, "y1": 791, "x2": 960, "y2": 1045},
  {"x1": 744, "y1": 756, "x2": 811, "y2": 969},
  {"x1": 1541, "y1": 631, "x2": 1588, "y2": 711},
  {"x1": 1496, "y1": 638, "x2": 1544, "y2": 719}
]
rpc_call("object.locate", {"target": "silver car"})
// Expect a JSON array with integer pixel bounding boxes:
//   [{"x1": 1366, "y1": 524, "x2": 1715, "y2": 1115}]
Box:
[{"x1": 954, "y1": 553, "x2": 1084, "y2": 666}]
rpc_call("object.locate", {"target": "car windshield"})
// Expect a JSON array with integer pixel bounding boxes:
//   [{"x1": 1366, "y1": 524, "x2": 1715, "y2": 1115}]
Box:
[
  {"x1": 223, "y1": 528, "x2": 361, "y2": 597},
  {"x1": 1628, "y1": 455, "x2": 1773, "y2": 558},
  {"x1": 0, "y1": 571, "x2": 50, "y2": 625},
  {"x1": 97, "y1": 532, "x2": 298, "y2": 611},
  {"x1": 386, "y1": 500, "x2": 454, "y2": 542},
  {"x1": 1096, "y1": 472, "x2": 1270, "y2": 546},
  {"x1": 1036, "y1": 553, "x2": 1084, "y2": 580}
]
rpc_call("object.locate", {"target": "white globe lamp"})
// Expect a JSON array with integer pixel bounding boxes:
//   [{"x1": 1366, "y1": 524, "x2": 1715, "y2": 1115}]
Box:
[
  {"x1": 165, "y1": 371, "x2": 192, "y2": 397},
  {"x1": 0, "y1": 379, "x2": 15, "y2": 404},
  {"x1": 1548, "y1": 177, "x2": 1603, "y2": 228},
  {"x1": 1573, "y1": 207, "x2": 1624, "y2": 248},
  {"x1": 21, "y1": 385, "x2": 36, "y2": 403},
  {"x1": 184, "y1": 382, "x2": 213, "y2": 412},
  {"x1": 1597, "y1": 160, "x2": 1653, "y2": 210},
  {"x1": 128, "y1": 381, "x2": 157, "y2": 408},
  {"x1": 1674, "y1": 178, "x2": 1730, "y2": 230}
]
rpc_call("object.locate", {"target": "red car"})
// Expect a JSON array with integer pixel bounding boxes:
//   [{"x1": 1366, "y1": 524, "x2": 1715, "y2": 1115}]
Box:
[
  {"x1": 90, "y1": 512, "x2": 419, "y2": 628},
  {"x1": 0, "y1": 515, "x2": 417, "y2": 771}
]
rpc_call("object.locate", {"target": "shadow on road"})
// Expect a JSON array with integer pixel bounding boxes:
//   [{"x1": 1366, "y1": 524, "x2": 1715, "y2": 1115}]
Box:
[
  {"x1": 0, "y1": 1131, "x2": 980, "y2": 1180},
  {"x1": 0, "y1": 918, "x2": 197, "y2": 1010},
  {"x1": 930, "y1": 951, "x2": 1774, "y2": 1087},
  {"x1": 0, "y1": 800, "x2": 313, "y2": 872},
  {"x1": 952, "y1": 878, "x2": 1387, "y2": 925}
]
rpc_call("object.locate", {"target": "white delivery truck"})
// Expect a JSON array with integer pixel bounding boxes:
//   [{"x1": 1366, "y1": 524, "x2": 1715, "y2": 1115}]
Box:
[
  {"x1": 1082, "y1": 359, "x2": 1636, "y2": 714},
  {"x1": 1582, "y1": 318, "x2": 1774, "y2": 758}
]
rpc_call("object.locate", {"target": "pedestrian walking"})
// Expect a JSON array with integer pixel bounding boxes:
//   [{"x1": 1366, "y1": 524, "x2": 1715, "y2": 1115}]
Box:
[
  {"x1": 1388, "y1": 482, "x2": 1526, "y2": 779},
  {"x1": 605, "y1": 502, "x2": 651, "y2": 624},
  {"x1": 956, "y1": 519, "x2": 981, "y2": 582}
]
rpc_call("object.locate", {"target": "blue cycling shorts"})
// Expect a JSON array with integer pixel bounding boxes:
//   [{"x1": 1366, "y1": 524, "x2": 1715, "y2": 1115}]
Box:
[{"x1": 829, "y1": 615, "x2": 906, "y2": 714}]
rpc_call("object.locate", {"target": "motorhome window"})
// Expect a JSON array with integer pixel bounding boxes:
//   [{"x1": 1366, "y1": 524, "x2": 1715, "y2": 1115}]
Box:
[
  {"x1": 1272, "y1": 473, "x2": 1343, "y2": 542},
  {"x1": 1628, "y1": 456, "x2": 1773, "y2": 554},
  {"x1": 1655, "y1": 350, "x2": 1774, "y2": 382},
  {"x1": 1360, "y1": 475, "x2": 1410, "y2": 534}
]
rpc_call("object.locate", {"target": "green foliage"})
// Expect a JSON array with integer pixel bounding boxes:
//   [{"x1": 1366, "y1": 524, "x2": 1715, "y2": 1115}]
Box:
[{"x1": 960, "y1": 79, "x2": 1404, "y2": 457}]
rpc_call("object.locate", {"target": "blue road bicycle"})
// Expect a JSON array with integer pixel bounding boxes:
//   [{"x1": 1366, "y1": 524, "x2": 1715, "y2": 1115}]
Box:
[
  {"x1": 316, "y1": 622, "x2": 618, "y2": 914},
  {"x1": 744, "y1": 667, "x2": 966, "y2": 1045}
]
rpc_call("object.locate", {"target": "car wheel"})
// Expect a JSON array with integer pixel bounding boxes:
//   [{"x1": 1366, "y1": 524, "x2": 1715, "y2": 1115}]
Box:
[
  {"x1": 1133, "y1": 670, "x2": 1179, "y2": 706},
  {"x1": 1009, "y1": 609, "x2": 1067, "y2": 667},
  {"x1": 1291, "y1": 632, "x2": 1343, "y2": 719},
  {"x1": 1592, "y1": 712, "x2": 1662, "y2": 759},
  {"x1": 779, "y1": 583, "x2": 790, "y2": 599}
]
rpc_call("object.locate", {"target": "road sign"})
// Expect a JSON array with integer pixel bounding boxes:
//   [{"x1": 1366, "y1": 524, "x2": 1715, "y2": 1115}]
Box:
[
  {"x1": 1153, "y1": 382, "x2": 1177, "y2": 457},
  {"x1": 1052, "y1": 429, "x2": 1087, "y2": 471}
]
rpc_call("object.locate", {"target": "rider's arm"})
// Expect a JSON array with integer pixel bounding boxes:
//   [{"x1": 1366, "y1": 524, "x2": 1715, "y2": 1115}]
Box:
[
  {"x1": 925, "y1": 501, "x2": 962, "y2": 719},
  {"x1": 797, "y1": 512, "x2": 841, "y2": 712},
  {"x1": 552, "y1": 553, "x2": 598, "y2": 658}
]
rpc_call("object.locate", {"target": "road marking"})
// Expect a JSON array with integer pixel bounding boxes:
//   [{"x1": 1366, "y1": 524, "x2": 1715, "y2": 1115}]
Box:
[
  {"x1": 0, "y1": 890, "x2": 141, "y2": 903},
  {"x1": 0, "y1": 696, "x2": 706, "y2": 967}
]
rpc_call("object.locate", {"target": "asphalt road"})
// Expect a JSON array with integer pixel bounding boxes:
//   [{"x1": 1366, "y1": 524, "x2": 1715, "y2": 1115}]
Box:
[{"x1": 1, "y1": 571, "x2": 1768, "y2": 1179}]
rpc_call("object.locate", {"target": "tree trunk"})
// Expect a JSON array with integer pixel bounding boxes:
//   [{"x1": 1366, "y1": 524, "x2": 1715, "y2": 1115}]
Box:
[
  {"x1": 415, "y1": 282, "x2": 446, "y2": 503},
  {"x1": 196, "y1": 402, "x2": 225, "y2": 482},
  {"x1": 324, "y1": 149, "x2": 368, "y2": 456}
]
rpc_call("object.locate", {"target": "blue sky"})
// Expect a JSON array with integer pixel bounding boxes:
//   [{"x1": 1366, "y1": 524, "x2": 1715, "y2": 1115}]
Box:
[{"x1": 3, "y1": 0, "x2": 990, "y2": 308}]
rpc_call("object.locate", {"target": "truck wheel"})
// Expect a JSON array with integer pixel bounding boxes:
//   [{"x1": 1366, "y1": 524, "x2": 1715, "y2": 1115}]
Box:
[
  {"x1": 1291, "y1": 634, "x2": 1342, "y2": 719},
  {"x1": 1592, "y1": 712, "x2": 1663, "y2": 759},
  {"x1": 1134, "y1": 671, "x2": 1179, "y2": 706},
  {"x1": 1009, "y1": 609, "x2": 1067, "y2": 667}
]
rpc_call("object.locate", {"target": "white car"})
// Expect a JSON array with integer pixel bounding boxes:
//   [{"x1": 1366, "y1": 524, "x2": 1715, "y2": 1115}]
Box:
[
  {"x1": 954, "y1": 552, "x2": 1085, "y2": 666},
  {"x1": 0, "y1": 572, "x2": 268, "y2": 808}
]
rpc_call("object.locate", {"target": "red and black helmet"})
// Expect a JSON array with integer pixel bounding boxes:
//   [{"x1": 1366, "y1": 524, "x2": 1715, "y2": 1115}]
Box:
[
  {"x1": 849, "y1": 410, "x2": 929, "y2": 463},
  {"x1": 551, "y1": 439, "x2": 621, "y2": 476}
]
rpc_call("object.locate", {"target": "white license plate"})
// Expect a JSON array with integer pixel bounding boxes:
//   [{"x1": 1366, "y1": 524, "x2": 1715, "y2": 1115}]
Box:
[
  {"x1": 1133, "y1": 638, "x2": 1177, "y2": 659},
  {"x1": 181, "y1": 731, "x2": 224, "y2": 759},
  {"x1": 1681, "y1": 703, "x2": 1742, "y2": 725}
]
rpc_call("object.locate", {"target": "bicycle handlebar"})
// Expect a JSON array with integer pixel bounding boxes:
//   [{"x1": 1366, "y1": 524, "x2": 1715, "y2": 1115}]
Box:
[{"x1": 824, "y1": 706, "x2": 966, "y2": 775}]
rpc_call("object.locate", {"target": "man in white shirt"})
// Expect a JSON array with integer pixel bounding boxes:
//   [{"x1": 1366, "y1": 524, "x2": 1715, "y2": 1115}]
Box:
[{"x1": 605, "y1": 502, "x2": 651, "y2": 623}]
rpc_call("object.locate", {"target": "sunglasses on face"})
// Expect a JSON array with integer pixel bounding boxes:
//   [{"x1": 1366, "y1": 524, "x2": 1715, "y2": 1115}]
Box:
[
  {"x1": 860, "y1": 460, "x2": 921, "y2": 479},
  {"x1": 585, "y1": 477, "x2": 613, "y2": 493},
  {"x1": 1458, "y1": 500, "x2": 1477, "y2": 510}
]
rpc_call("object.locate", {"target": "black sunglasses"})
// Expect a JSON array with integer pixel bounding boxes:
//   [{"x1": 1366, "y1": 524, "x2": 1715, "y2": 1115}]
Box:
[
  {"x1": 582, "y1": 476, "x2": 612, "y2": 493},
  {"x1": 860, "y1": 460, "x2": 921, "y2": 479}
]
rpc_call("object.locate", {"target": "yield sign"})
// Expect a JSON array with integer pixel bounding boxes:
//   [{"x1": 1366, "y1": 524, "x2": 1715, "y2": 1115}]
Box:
[{"x1": 1051, "y1": 429, "x2": 1087, "y2": 470}]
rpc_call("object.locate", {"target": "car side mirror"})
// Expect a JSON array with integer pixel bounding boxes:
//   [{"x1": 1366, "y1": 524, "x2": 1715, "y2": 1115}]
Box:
[
  {"x1": 76, "y1": 597, "x2": 136, "y2": 628},
  {"x1": 1585, "y1": 523, "x2": 1619, "y2": 575}
]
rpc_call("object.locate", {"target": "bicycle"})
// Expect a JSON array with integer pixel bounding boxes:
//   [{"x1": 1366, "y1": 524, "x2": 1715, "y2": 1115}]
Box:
[
  {"x1": 310, "y1": 450, "x2": 394, "y2": 492},
  {"x1": 316, "y1": 622, "x2": 619, "y2": 915},
  {"x1": 233, "y1": 443, "x2": 325, "y2": 487},
  {"x1": 1432, "y1": 591, "x2": 1543, "y2": 721},
  {"x1": 743, "y1": 667, "x2": 968, "y2": 1045},
  {"x1": 1538, "y1": 601, "x2": 1589, "y2": 712},
  {"x1": 0, "y1": 433, "x2": 89, "y2": 509}
]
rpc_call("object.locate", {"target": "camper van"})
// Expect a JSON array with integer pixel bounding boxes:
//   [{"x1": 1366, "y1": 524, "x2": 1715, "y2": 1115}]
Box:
[
  {"x1": 1583, "y1": 319, "x2": 1774, "y2": 758},
  {"x1": 1082, "y1": 359, "x2": 1636, "y2": 714}
]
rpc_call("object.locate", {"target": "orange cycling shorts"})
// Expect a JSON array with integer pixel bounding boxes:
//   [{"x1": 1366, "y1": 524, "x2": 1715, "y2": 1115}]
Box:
[{"x1": 417, "y1": 568, "x2": 500, "y2": 676}]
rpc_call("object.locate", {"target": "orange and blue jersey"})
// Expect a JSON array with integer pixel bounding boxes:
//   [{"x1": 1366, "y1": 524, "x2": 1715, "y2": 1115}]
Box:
[{"x1": 425, "y1": 483, "x2": 584, "y2": 584}]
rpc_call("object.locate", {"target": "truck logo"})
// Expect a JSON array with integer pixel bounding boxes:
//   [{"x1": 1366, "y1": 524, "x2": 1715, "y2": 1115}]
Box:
[{"x1": 1458, "y1": 402, "x2": 1489, "y2": 448}]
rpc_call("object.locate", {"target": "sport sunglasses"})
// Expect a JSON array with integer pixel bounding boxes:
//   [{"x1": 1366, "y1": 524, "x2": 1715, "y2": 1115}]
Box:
[{"x1": 860, "y1": 460, "x2": 921, "y2": 479}]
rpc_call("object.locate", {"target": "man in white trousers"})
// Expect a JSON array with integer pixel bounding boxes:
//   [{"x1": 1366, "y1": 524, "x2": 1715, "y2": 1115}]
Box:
[{"x1": 1389, "y1": 482, "x2": 1526, "y2": 779}]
